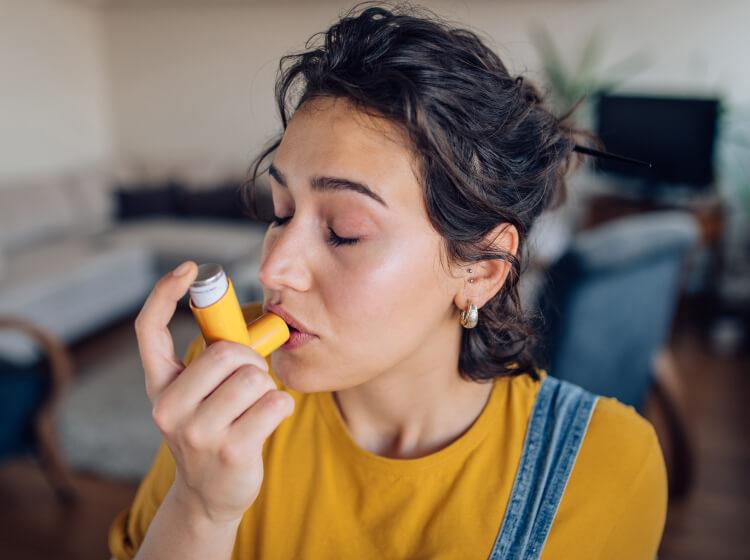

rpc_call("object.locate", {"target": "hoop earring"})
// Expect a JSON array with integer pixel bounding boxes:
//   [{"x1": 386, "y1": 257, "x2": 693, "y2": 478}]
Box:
[{"x1": 460, "y1": 302, "x2": 478, "y2": 329}]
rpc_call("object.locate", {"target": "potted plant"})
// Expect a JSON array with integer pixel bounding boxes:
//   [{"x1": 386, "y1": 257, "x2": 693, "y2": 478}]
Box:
[{"x1": 529, "y1": 23, "x2": 652, "y2": 128}]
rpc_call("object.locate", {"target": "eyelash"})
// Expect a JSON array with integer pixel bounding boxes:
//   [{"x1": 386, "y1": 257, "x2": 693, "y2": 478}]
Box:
[{"x1": 270, "y1": 215, "x2": 360, "y2": 247}]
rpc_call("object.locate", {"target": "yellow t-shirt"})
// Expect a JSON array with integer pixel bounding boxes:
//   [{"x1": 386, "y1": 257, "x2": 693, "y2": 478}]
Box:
[{"x1": 109, "y1": 302, "x2": 667, "y2": 559}]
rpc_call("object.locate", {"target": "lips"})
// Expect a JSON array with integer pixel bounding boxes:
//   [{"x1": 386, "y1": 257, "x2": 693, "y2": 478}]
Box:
[{"x1": 263, "y1": 303, "x2": 316, "y2": 336}]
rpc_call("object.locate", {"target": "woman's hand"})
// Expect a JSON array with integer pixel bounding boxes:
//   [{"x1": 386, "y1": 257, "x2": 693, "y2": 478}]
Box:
[{"x1": 134, "y1": 261, "x2": 295, "y2": 525}]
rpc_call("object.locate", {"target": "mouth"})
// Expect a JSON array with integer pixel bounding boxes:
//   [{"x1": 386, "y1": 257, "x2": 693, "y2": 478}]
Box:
[
  {"x1": 282, "y1": 327, "x2": 318, "y2": 350},
  {"x1": 263, "y1": 302, "x2": 316, "y2": 336}
]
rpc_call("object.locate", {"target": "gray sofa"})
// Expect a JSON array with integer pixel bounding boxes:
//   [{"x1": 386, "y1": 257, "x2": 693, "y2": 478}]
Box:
[{"x1": 0, "y1": 162, "x2": 269, "y2": 366}]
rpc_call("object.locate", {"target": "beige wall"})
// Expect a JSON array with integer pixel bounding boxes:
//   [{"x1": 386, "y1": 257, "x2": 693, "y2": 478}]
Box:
[
  {"x1": 1, "y1": 0, "x2": 747, "y2": 179},
  {"x1": 99, "y1": 0, "x2": 749, "y2": 169},
  {"x1": 101, "y1": 2, "x2": 346, "y2": 173},
  {"x1": 0, "y1": 0, "x2": 113, "y2": 181}
]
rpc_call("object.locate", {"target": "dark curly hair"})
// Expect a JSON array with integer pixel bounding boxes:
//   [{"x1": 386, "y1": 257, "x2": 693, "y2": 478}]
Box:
[{"x1": 242, "y1": 0, "x2": 600, "y2": 383}]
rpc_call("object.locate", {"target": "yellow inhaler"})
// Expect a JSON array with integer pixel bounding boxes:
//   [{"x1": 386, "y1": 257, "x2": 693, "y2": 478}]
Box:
[{"x1": 188, "y1": 263, "x2": 289, "y2": 358}]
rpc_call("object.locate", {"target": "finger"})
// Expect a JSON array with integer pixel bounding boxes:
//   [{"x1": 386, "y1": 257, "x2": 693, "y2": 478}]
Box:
[
  {"x1": 227, "y1": 390, "x2": 295, "y2": 454},
  {"x1": 134, "y1": 260, "x2": 198, "y2": 401},
  {"x1": 189, "y1": 365, "x2": 277, "y2": 439},
  {"x1": 156, "y1": 341, "x2": 270, "y2": 422}
]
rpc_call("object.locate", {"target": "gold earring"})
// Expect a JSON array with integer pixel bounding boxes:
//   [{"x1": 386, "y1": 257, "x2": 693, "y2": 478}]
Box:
[
  {"x1": 467, "y1": 268, "x2": 474, "y2": 284},
  {"x1": 460, "y1": 301, "x2": 478, "y2": 329}
]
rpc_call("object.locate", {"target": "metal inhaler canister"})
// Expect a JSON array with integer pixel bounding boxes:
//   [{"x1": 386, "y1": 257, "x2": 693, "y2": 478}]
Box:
[{"x1": 188, "y1": 263, "x2": 289, "y2": 358}]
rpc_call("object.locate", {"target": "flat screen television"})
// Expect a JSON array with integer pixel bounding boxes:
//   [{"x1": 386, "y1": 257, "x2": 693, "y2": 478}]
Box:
[{"x1": 593, "y1": 93, "x2": 720, "y2": 193}]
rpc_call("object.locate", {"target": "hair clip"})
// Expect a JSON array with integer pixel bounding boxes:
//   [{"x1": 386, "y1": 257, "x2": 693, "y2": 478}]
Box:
[{"x1": 573, "y1": 144, "x2": 653, "y2": 169}]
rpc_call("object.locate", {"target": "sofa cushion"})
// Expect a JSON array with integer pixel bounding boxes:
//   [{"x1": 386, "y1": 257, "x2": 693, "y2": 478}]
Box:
[
  {"x1": 114, "y1": 181, "x2": 182, "y2": 220},
  {"x1": 61, "y1": 165, "x2": 118, "y2": 235},
  {"x1": 0, "y1": 237, "x2": 156, "y2": 364},
  {"x1": 101, "y1": 217, "x2": 267, "y2": 272},
  {"x1": 114, "y1": 180, "x2": 255, "y2": 222},
  {"x1": 177, "y1": 181, "x2": 248, "y2": 221},
  {"x1": 0, "y1": 177, "x2": 78, "y2": 254}
]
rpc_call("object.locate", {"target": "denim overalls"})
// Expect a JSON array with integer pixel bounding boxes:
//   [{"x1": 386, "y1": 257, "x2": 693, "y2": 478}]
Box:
[{"x1": 487, "y1": 374, "x2": 599, "y2": 559}]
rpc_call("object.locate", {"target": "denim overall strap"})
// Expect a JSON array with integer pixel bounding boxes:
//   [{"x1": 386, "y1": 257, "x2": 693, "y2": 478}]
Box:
[{"x1": 488, "y1": 375, "x2": 598, "y2": 560}]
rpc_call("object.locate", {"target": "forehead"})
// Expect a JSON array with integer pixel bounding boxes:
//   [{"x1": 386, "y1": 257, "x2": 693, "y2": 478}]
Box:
[{"x1": 274, "y1": 96, "x2": 424, "y2": 211}]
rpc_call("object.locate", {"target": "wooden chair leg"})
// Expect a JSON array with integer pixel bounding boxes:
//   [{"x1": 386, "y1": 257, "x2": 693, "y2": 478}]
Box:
[{"x1": 35, "y1": 405, "x2": 79, "y2": 507}]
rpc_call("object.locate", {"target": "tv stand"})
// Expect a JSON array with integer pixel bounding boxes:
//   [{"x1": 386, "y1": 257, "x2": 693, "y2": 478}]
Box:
[{"x1": 582, "y1": 182, "x2": 724, "y2": 241}]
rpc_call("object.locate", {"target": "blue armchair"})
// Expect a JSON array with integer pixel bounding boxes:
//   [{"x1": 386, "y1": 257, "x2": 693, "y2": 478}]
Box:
[{"x1": 533, "y1": 210, "x2": 700, "y2": 498}]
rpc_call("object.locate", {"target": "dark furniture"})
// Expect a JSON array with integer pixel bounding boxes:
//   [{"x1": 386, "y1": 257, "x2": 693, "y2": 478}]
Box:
[
  {"x1": 535, "y1": 210, "x2": 700, "y2": 499},
  {"x1": 0, "y1": 317, "x2": 79, "y2": 505}
]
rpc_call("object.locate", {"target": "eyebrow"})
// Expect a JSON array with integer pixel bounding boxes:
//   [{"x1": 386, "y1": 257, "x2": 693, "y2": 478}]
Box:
[{"x1": 268, "y1": 162, "x2": 388, "y2": 208}]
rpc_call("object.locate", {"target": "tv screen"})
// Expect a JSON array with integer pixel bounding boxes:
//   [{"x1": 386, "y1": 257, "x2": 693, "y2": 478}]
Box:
[{"x1": 594, "y1": 94, "x2": 720, "y2": 190}]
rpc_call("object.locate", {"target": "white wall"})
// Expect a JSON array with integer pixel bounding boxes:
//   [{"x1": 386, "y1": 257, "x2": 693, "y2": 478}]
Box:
[
  {"x1": 101, "y1": 2, "x2": 342, "y2": 173},
  {"x1": 0, "y1": 0, "x2": 113, "y2": 181},
  {"x1": 2, "y1": 0, "x2": 747, "y2": 178},
  {"x1": 99, "y1": 0, "x2": 750, "y2": 169}
]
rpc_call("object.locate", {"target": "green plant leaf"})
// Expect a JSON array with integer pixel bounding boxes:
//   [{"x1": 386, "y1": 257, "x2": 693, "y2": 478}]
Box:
[
  {"x1": 575, "y1": 27, "x2": 604, "y2": 85},
  {"x1": 599, "y1": 50, "x2": 652, "y2": 86},
  {"x1": 529, "y1": 23, "x2": 567, "y2": 79}
]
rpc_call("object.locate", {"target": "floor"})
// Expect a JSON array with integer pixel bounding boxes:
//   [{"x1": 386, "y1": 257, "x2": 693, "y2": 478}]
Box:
[
  {"x1": 657, "y1": 308, "x2": 750, "y2": 559},
  {"x1": 0, "y1": 303, "x2": 747, "y2": 560}
]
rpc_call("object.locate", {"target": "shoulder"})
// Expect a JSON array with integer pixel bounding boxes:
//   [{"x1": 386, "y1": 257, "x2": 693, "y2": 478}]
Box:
[
  {"x1": 543, "y1": 389, "x2": 668, "y2": 556},
  {"x1": 586, "y1": 395, "x2": 663, "y2": 469},
  {"x1": 588, "y1": 396, "x2": 668, "y2": 551},
  {"x1": 530, "y1": 371, "x2": 660, "y2": 465},
  {"x1": 534, "y1": 372, "x2": 663, "y2": 484},
  {"x1": 576, "y1": 391, "x2": 666, "y2": 495}
]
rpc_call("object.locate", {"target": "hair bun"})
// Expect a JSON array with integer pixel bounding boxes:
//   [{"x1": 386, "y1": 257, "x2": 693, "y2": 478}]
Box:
[{"x1": 514, "y1": 75, "x2": 543, "y2": 106}]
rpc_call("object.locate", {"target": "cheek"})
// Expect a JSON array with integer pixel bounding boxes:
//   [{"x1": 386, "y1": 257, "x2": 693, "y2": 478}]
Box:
[{"x1": 324, "y1": 233, "x2": 444, "y2": 352}]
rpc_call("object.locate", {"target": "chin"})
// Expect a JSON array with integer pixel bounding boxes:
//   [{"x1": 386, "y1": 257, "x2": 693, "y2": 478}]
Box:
[
  {"x1": 271, "y1": 360, "x2": 327, "y2": 393},
  {"x1": 274, "y1": 362, "x2": 361, "y2": 393},
  {"x1": 280, "y1": 374, "x2": 337, "y2": 393}
]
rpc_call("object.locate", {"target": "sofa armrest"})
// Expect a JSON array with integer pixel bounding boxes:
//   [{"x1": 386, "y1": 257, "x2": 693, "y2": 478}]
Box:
[{"x1": 0, "y1": 316, "x2": 74, "y2": 394}]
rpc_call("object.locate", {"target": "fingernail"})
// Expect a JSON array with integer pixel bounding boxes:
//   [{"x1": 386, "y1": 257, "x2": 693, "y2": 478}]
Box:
[{"x1": 172, "y1": 261, "x2": 192, "y2": 277}]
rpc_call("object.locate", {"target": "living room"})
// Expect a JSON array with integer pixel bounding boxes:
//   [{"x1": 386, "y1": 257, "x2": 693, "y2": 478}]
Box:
[{"x1": 1, "y1": 1, "x2": 748, "y2": 559}]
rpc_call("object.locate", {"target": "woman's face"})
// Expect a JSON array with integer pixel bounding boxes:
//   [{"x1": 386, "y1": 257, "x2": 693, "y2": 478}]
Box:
[{"x1": 259, "y1": 96, "x2": 462, "y2": 393}]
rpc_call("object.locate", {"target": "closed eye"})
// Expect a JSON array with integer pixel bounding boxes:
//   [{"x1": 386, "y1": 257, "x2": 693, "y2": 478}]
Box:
[{"x1": 270, "y1": 215, "x2": 360, "y2": 247}]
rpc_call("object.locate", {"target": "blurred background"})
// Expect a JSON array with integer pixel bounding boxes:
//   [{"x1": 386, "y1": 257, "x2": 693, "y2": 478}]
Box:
[{"x1": 0, "y1": 1, "x2": 747, "y2": 558}]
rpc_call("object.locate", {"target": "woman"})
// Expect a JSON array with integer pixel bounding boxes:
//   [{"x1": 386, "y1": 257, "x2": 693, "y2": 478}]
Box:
[{"x1": 109, "y1": 3, "x2": 667, "y2": 558}]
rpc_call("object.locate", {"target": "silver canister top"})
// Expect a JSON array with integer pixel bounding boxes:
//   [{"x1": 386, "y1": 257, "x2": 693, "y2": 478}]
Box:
[{"x1": 189, "y1": 263, "x2": 228, "y2": 308}]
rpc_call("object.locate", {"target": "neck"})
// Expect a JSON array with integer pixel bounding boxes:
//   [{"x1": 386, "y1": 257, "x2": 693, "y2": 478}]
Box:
[{"x1": 331, "y1": 319, "x2": 494, "y2": 459}]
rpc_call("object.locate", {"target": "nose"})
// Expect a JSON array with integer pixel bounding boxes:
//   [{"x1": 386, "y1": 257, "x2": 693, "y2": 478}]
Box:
[{"x1": 258, "y1": 222, "x2": 313, "y2": 294}]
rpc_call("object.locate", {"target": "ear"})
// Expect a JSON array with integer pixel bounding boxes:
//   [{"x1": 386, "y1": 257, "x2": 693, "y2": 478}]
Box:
[{"x1": 453, "y1": 223, "x2": 519, "y2": 311}]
